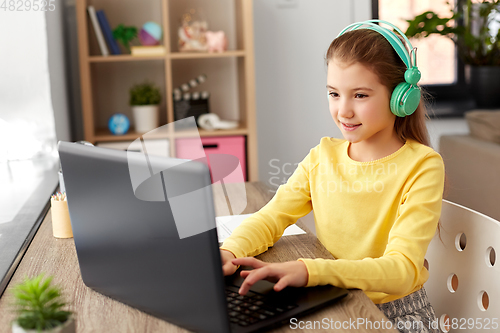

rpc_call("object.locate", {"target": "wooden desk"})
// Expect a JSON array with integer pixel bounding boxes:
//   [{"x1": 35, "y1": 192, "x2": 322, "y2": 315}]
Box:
[{"x1": 0, "y1": 182, "x2": 397, "y2": 333}]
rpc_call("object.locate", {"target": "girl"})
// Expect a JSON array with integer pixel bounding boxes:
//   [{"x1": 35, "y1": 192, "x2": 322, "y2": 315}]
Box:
[{"x1": 220, "y1": 20, "x2": 444, "y2": 333}]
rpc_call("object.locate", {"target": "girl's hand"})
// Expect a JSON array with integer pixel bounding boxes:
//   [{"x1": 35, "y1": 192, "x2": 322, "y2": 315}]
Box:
[
  {"x1": 220, "y1": 249, "x2": 238, "y2": 276},
  {"x1": 231, "y1": 257, "x2": 309, "y2": 295}
]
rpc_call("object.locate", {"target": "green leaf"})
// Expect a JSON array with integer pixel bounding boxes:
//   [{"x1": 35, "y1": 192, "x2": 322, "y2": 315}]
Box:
[
  {"x1": 405, "y1": 0, "x2": 500, "y2": 65},
  {"x1": 113, "y1": 24, "x2": 138, "y2": 52},
  {"x1": 404, "y1": 11, "x2": 454, "y2": 39},
  {"x1": 130, "y1": 81, "x2": 162, "y2": 105}
]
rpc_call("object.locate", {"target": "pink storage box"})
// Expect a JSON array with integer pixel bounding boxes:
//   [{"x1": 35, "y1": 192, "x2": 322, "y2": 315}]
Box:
[{"x1": 175, "y1": 136, "x2": 246, "y2": 183}]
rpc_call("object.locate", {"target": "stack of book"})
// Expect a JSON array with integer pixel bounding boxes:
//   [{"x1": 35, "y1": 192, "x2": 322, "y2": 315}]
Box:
[
  {"x1": 87, "y1": 6, "x2": 165, "y2": 56},
  {"x1": 87, "y1": 6, "x2": 120, "y2": 56}
]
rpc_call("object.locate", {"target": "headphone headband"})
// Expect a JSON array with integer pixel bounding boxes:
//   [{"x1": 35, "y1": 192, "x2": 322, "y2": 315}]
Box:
[
  {"x1": 337, "y1": 20, "x2": 416, "y2": 69},
  {"x1": 333, "y1": 19, "x2": 422, "y2": 117}
]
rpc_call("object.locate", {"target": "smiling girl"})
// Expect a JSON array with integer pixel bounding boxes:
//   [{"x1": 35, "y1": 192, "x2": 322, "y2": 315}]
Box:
[{"x1": 220, "y1": 20, "x2": 444, "y2": 333}]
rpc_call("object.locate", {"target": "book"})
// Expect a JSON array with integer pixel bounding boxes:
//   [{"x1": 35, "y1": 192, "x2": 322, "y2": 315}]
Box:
[
  {"x1": 131, "y1": 45, "x2": 166, "y2": 57},
  {"x1": 95, "y1": 10, "x2": 121, "y2": 55},
  {"x1": 87, "y1": 6, "x2": 109, "y2": 56}
]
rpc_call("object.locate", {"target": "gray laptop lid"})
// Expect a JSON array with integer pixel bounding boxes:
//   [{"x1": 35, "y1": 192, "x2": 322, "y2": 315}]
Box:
[{"x1": 58, "y1": 141, "x2": 231, "y2": 333}]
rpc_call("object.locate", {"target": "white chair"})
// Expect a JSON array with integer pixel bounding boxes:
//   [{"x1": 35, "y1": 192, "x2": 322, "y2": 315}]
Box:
[{"x1": 424, "y1": 199, "x2": 500, "y2": 333}]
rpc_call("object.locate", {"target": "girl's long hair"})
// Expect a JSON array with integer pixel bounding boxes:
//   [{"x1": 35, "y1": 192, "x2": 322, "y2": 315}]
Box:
[{"x1": 325, "y1": 29, "x2": 433, "y2": 148}]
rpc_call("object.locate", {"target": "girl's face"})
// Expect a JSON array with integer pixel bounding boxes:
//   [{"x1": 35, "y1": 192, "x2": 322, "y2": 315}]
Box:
[{"x1": 327, "y1": 60, "x2": 397, "y2": 145}]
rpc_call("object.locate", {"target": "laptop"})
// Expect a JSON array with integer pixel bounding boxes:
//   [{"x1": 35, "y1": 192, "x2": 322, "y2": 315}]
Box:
[{"x1": 58, "y1": 141, "x2": 348, "y2": 333}]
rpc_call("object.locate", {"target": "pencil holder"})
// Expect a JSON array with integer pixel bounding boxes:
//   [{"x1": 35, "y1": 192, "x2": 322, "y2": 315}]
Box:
[{"x1": 51, "y1": 196, "x2": 73, "y2": 239}]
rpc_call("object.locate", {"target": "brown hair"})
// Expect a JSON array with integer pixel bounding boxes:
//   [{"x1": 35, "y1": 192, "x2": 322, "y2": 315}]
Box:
[{"x1": 325, "y1": 29, "x2": 434, "y2": 147}]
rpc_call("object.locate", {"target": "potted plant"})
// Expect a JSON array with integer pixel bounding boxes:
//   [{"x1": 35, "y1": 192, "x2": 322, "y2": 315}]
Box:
[
  {"x1": 129, "y1": 81, "x2": 161, "y2": 133},
  {"x1": 113, "y1": 24, "x2": 138, "y2": 53},
  {"x1": 404, "y1": 0, "x2": 500, "y2": 108},
  {"x1": 10, "y1": 274, "x2": 74, "y2": 333}
]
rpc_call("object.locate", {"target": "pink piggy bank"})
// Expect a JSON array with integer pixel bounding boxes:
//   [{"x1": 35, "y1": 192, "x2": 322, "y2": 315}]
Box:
[{"x1": 205, "y1": 31, "x2": 228, "y2": 53}]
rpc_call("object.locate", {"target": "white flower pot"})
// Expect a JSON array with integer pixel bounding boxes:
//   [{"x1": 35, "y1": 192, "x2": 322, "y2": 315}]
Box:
[
  {"x1": 12, "y1": 315, "x2": 75, "y2": 333},
  {"x1": 132, "y1": 105, "x2": 159, "y2": 133}
]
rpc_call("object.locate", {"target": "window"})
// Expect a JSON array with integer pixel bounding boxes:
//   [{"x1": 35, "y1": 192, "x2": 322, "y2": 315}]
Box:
[
  {"x1": 0, "y1": 11, "x2": 57, "y2": 160},
  {"x1": 373, "y1": 0, "x2": 473, "y2": 117},
  {"x1": 378, "y1": 0, "x2": 456, "y2": 85}
]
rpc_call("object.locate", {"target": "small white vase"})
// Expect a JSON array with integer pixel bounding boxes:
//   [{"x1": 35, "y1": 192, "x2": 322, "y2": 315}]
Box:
[
  {"x1": 12, "y1": 316, "x2": 76, "y2": 333},
  {"x1": 132, "y1": 105, "x2": 159, "y2": 133}
]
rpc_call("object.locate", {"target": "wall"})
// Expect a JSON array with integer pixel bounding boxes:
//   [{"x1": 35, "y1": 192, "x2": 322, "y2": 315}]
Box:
[
  {"x1": 61, "y1": 0, "x2": 84, "y2": 142},
  {"x1": 46, "y1": 2, "x2": 72, "y2": 142}
]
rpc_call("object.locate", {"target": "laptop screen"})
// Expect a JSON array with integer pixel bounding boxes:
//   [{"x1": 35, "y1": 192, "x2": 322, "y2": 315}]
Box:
[{"x1": 59, "y1": 141, "x2": 232, "y2": 333}]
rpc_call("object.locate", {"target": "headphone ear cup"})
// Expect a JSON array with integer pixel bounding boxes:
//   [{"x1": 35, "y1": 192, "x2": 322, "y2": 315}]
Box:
[
  {"x1": 390, "y1": 83, "x2": 408, "y2": 117},
  {"x1": 390, "y1": 82, "x2": 421, "y2": 117},
  {"x1": 403, "y1": 86, "x2": 421, "y2": 116}
]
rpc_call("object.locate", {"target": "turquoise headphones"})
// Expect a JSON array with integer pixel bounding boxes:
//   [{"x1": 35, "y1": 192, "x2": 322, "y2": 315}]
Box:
[{"x1": 336, "y1": 20, "x2": 421, "y2": 117}]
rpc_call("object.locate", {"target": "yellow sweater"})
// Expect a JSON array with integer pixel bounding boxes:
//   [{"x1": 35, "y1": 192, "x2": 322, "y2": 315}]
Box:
[{"x1": 220, "y1": 137, "x2": 445, "y2": 304}]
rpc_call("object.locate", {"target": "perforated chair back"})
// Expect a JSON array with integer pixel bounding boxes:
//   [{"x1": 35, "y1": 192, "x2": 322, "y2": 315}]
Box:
[{"x1": 424, "y1": 200, "x2": 500, "y2": 332}]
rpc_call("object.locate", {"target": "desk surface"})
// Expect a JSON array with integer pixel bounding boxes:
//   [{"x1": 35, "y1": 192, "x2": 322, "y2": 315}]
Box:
[{"x1": 0, "y1": 182, "x2": 397, "y2": 333}]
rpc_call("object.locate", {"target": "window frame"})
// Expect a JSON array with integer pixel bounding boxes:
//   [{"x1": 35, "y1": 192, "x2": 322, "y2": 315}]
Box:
[{"x1": 373, "y1": 0, "x2": 473, "y2": 118}]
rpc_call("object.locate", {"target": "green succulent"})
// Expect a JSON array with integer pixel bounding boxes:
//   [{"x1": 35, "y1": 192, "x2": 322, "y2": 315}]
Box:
[
  {"x1": 11, "y1": 274, "x2": 71, "y2": 332},
  {"x1": 130, "y1": 81, "x2": 161, "y2": 106},
  {"x1": 404, "y1": 0, "x2": 500, "y2": 66}
]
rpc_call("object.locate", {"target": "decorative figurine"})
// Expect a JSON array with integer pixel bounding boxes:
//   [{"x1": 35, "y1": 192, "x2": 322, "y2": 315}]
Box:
[
  {"x1": 205, "y1": 30, "x2": 228, "y2": 53},
  {"x1": 178, "y1": 8, "x2": 208, "y2": 52}
]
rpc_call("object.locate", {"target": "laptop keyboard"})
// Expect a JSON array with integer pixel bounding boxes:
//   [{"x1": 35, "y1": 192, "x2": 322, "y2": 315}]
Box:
[{"x1": 225, "y1": 287, "x2": 298, "y2": 327}]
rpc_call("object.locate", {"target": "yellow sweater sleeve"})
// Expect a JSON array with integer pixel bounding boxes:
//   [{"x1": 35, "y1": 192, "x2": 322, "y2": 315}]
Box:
[
  {"x1": 220, "y1": 152, "x2": 314, "y2": 259},
  {"x1": 299, "y1": 152, "x2": 445, "y2": 298}
]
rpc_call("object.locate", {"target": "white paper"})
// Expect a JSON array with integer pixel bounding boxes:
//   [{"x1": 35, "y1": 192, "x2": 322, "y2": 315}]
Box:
[{"x1": 216, "y1": 213, "x2": 306, "y2": 243}]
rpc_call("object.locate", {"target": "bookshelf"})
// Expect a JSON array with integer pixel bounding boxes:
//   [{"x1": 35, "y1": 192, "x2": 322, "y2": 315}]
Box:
[{"x1": 76, "y1": 0, "x2": 258, "y2": 181}]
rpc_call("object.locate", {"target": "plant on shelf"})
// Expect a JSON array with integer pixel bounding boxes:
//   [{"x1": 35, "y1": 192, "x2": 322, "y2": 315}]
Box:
[
  {"x1": 130, "y1": 81, "x2": 161, "y2": 106},
  {"x1": 112, "y1": 24, "x2": 138, "y2": 53},
  {"x1": 404, "y1": 0, "x2": 500, "y2": 107},
  {"x1": 10, "y1": 274, "x2": 75, "y2": 333},
  {"x1": 129, "y1": 81, "x2": 162, "y2": 133}
]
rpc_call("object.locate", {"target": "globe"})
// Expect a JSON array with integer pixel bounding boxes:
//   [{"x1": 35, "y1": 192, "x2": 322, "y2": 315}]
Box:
[
  {"x1": 139, "y1": 21, "x2": 163, "y2": 46},
  {"x1": 108, "y1": 113, "x2": 130, "y2": 135}
]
